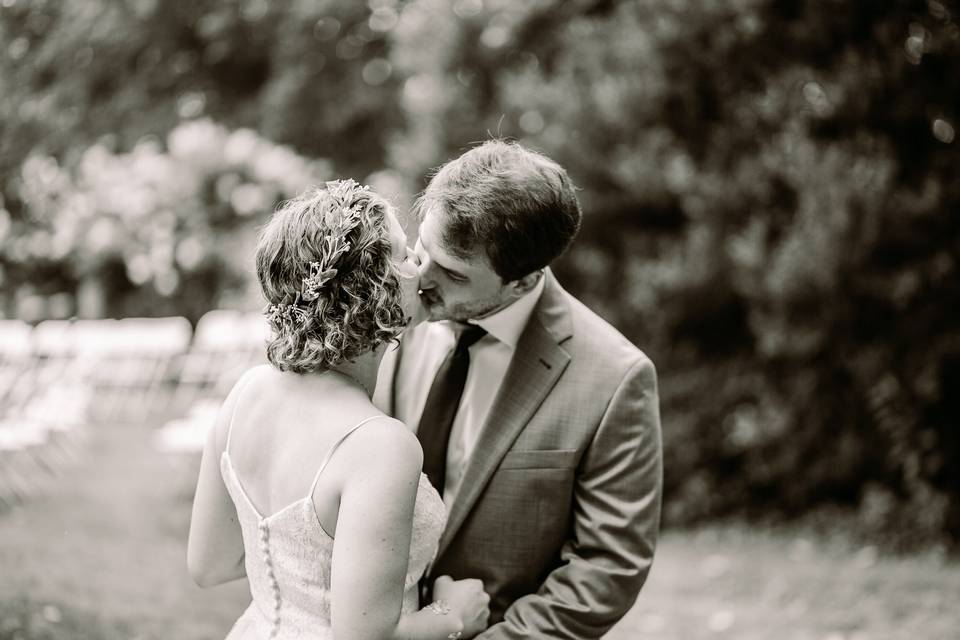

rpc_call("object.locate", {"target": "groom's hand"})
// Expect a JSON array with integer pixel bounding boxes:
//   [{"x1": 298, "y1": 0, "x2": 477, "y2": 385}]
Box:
[{"x1": 432, "y1": 575, "x2": 490, "y2": 639}]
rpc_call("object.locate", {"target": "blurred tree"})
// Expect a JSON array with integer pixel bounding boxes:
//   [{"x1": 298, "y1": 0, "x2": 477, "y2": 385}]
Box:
[
  {"x1": 388, "y1": 0, "x2": 960, "y2": 544},
  {"x1": 0, "y1": 0, "x2": 399, "y2": 178},
  {"x1": 259, "y1": 0, "x2": 403, "y2": 175},
  {"x1": 0, "y1": 0, "x2": 396, "y2": 318},
  {"x1": 15, "y1": 120, "x2": 329, "y2": 322}
]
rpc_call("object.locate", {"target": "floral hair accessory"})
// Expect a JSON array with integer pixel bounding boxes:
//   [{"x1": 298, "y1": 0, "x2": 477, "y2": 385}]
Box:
[
  {"x1": 300, "y1": 179, "x2": 366, "y2": 301},
  {"x1": 265, "y1": 302, "x2": 309, "y2": 329},
  {"x1": 301, "y1": 261, "x2": 336, "y2": 302},
  {"x1": 265, "y1": 179, "x2": 371, "y2": 329}
]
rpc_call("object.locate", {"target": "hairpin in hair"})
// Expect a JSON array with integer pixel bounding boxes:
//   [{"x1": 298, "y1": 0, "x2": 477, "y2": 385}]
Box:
[
  {"x1": 265, "y1": 179, "x2": 372, "y2": 327},
  {"x1": 265, "y1": 302, "x2": 309, "y2": 329},
  {"x1": 301, "y1": 261, "x2": 337, "y2": 302},
  {"x1": 325, "y1": 178, "x2": 370, "y2": 202},
  {"x1": 299, "y1": 181, "x2": 365, "y2": 300}
]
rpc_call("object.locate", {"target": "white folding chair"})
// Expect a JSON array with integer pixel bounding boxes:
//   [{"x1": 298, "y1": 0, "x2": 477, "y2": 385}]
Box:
[
  {"x1": 174, "y1": 310, "x2": 268, "y2": 408},
  {"x1": 81, "y1": 317, "x2": 192, "y2": 423},
  {"x1": 0, "y1": 417, "x2": 55, "y2": 510},
  {"x1": 0, "y1": 319, "x2": 33, "y2": 410},
  {"x1": 151, "y1": 399, "x2": 221, "y2": 455}
]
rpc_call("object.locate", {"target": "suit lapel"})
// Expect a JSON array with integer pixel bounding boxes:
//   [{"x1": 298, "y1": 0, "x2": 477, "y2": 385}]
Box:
[{"x1": 437, "y1": 273, "x2": 573, "y2": 557}]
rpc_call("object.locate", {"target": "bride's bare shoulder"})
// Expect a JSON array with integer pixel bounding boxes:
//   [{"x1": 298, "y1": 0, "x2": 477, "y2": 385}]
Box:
[
  {"x1": 242, "y1": 363, "x2": 279, "y2": 385},
  {"x1": 227, "y1": 363, "x2": 275, "y2": 396},
  {"x1": 336, "y1": 416, "x2": 423, "y2": 479}
]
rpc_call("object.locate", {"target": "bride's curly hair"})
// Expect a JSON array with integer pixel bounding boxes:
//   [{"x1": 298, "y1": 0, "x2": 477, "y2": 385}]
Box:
[{"x1": 255, "y1": 181, "x2": 407, "y2": 373}]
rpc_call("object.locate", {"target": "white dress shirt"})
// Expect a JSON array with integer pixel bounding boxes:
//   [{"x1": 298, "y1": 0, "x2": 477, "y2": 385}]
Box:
[{"x1": 394, "y1": 276, "x2": 546, "y2": 506}]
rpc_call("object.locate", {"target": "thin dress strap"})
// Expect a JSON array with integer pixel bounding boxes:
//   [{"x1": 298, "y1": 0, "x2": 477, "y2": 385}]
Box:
[
  {"x1": 308, "y1": 414, "x2": 391, "y2": 495},
  {"x1": 224, "y1": 371, "x2": 257, "y2": 455}
]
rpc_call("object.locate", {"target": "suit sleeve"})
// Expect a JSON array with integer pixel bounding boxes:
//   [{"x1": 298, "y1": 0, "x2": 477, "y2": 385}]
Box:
[{"x1": 477, "y1": 356, "x2": 663, "y2": 639}]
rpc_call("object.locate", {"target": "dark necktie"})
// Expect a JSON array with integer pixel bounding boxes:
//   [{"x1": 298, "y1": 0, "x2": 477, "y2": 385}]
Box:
[{"x1": 417, "y1": 323, "x2": 487, "y2": 496}]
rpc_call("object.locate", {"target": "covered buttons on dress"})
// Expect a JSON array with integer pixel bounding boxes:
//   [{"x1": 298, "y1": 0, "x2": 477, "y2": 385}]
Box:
[{"x1": 258, "y1": 520, "x2": 283, "y2": 638}]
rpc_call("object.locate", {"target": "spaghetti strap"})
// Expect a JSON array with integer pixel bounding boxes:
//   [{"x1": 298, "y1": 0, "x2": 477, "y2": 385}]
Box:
[
  {"x1": 308, "y1": 414, "x2": 391, "y2": 495},
  {"x1": 224, "y1": 370, "x2": 257, "y2": 455}
]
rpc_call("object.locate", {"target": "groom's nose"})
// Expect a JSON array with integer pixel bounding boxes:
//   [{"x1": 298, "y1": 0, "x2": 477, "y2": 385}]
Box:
[
  {"x1": 417, "y1": 259, "x2": 436, "y2": 290},
  {"x1": 414, "y1": 250, "x2": 431, "y2": 280},
  {"x1": 413, "y1": 239, "x2": 438, "y2": 289}
]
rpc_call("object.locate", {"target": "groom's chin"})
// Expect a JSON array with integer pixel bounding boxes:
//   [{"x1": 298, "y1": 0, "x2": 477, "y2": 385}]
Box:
[
  {"x1": 423, "y1": 305, "x2": 449, "y2": 322},
  {"x1": 424, "y1": 303, "x2": 469, "y2": 323}
]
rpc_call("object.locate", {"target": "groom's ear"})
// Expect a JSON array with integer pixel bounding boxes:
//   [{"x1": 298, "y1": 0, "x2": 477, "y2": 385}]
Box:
[{"x1": 509, "y1": 270, "x2": 543, "y2": 296}]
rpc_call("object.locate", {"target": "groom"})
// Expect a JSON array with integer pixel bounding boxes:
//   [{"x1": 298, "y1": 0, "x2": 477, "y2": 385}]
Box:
[{"x1": 374, "y1": 140, "x2": 662, "y2": 638}]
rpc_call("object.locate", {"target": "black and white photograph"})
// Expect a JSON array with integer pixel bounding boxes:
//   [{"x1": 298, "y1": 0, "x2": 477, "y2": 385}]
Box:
[{"x1": 0, "y1": 1, "x2": 957, "y2": 639}]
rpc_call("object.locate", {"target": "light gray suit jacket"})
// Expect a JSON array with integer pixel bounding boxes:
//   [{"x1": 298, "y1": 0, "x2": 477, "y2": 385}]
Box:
[{"x1": 374, "y1": 272, "x2": 662, "y2": 639}]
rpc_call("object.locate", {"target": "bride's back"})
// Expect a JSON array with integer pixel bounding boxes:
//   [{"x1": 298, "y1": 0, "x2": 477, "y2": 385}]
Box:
[
  {"x1": 189, "y1": 181, "x2": 451, "y2": 640},
  {"x1": 223, "y1": 364, "x2": 379, "y2": 531},
  {"x1": 215, "y1": 366, "x2": 445, "y2": 640}
]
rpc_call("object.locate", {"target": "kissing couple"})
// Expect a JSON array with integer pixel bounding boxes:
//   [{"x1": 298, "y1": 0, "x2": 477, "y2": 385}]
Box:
[{"x1": 189, "y1": 140, "x2": 663, "y2": 639}]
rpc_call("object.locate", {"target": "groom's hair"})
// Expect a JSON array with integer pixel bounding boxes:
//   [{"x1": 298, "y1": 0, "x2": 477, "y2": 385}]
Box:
[{"x1": 416, "y1": 140, "x2": 582, "y2": 282}]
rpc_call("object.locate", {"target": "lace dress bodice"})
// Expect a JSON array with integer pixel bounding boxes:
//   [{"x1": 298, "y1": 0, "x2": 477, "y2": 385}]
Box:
[{"x1": 220, "y1": 416, "x2": 447, "y2": 639}]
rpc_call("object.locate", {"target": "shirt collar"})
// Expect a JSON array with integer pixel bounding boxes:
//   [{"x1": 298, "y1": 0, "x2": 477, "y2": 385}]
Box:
[{"x1": 467, "y1": 275, "x2": 546, "y2": 350}]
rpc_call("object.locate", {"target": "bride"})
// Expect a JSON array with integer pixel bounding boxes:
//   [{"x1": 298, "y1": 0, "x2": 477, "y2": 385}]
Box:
[{"x1": 187, "y1": 179, "x2": 489, "y2": 639}]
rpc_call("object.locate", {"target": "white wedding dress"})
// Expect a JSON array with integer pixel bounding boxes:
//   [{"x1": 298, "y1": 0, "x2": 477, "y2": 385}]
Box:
[{"x1": 220, "y1": 415, "x2": 447, "y2": 639}]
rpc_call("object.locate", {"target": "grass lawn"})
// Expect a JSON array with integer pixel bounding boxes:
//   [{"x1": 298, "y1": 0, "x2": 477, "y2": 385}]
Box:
[{"x1": 1, "y1": 421, "x2": 957, "y2": 640}]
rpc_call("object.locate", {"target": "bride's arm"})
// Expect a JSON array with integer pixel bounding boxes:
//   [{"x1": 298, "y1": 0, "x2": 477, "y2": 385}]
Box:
[
  {"x1": 187, "y1": 372, "x2": 252, "y2": 587},
  {"x1": 330, "y1": 423, "x2": 464, "y2": 640}
]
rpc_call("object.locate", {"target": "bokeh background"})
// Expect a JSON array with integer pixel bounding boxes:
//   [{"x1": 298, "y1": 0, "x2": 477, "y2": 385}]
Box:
[{"x1": 1, "y1": 1, "x2": 958, "y2": 639}]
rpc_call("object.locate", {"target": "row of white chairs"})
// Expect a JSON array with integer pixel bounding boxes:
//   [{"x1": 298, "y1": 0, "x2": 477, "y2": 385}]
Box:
[
  {"x1": 0, "y1": 312, "x2": 269, "y2": 356},
  {"x1": 0, "y1": 311, "x2": 269, "y2": 511},
  {"x1": 156, "y1": 311, "x2": 271, "y2": 454}
]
